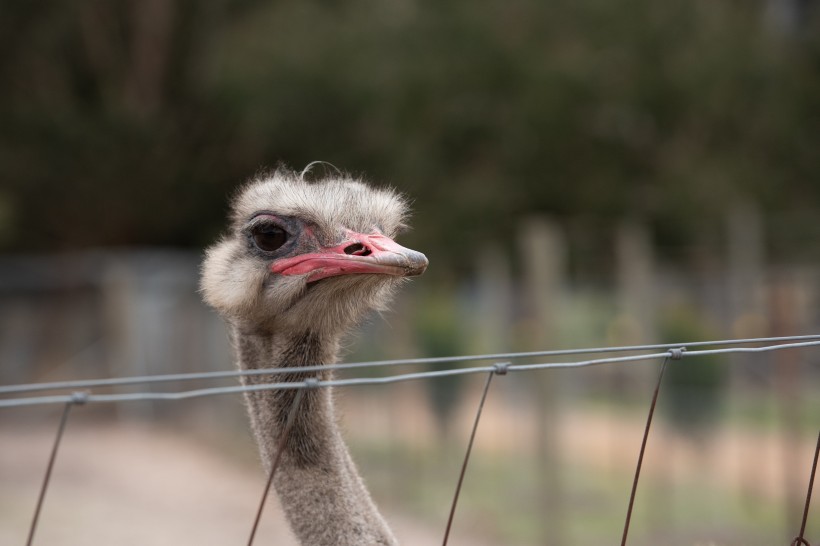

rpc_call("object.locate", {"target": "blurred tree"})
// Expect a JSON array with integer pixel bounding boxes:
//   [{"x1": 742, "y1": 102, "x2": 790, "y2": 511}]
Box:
[
  {"x1": 0, "y1": 1, "x2": 258, "y2": 249},
  {"x1": 659, "y1": 304, "x2": 728, "y2": 436},
  {"x1": 1, "y1": 0, "x2": 819, "y2": 270}
]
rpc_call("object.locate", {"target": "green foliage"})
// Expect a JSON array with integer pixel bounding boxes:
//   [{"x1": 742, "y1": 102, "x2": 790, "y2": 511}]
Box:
[
  {"x1": 414, "y1": 285, "x2": 467, "y2": 435},
  {"x1": 1, "y1": 0, "x2": 819, "y2": 262},
  {"x1": 659, "y1": 305, "x2": 728, "y2": 434}
]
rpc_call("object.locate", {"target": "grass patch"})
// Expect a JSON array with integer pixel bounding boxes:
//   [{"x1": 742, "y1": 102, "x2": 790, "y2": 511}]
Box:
[{"x1": 351, "y1": 437, "x2": 800, "y2": 546}]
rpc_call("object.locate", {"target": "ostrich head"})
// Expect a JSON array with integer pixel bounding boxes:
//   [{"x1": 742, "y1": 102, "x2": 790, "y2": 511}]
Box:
[{"x1": 201, "y1": 170, "x2": 428, "y2": 335}]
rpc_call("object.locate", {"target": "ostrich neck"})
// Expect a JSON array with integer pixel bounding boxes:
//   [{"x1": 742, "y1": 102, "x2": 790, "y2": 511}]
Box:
[{"x1": 231, "y1": 326, "x2": 397, "y2": 546}]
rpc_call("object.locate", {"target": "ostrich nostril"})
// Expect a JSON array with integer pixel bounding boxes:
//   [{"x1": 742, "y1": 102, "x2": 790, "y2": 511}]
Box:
[{"x1": 344, "y1": 243, "x2": 372, "y2": 256}]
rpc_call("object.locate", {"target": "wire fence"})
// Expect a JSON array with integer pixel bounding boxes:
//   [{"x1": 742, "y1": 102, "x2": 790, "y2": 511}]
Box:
[{"x1": 2, "y1": 335, "x2": 819, "y2": 546}]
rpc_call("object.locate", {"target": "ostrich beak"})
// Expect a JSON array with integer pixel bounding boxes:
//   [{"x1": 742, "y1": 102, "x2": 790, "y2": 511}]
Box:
[{"x1": 271, "y1": 231, "x2": 428, "y2": 283}]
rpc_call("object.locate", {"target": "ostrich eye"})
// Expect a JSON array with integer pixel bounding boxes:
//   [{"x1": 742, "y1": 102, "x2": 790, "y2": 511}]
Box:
[{"x1": 251, "y1": 224, "x2": 288, "y2": 252}]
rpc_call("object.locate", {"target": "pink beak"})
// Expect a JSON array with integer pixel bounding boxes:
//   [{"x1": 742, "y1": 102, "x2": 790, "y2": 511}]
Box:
[{"x1": 270, "y1": 231, "x2": 428, "y2": 283}]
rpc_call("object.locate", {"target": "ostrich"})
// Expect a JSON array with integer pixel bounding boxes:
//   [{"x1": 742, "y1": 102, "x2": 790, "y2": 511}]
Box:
[{"x1": 200, "y1": 169, "x2": 428, "y2": 545}]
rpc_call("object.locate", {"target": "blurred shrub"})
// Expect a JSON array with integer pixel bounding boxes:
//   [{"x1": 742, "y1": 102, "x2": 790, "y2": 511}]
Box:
[
  {"x1": 659, "y1": 305, "x2": 728, "y2": 435},
  {"x1": 414, "y1": 284, "x2": 467, "y2": 437}
]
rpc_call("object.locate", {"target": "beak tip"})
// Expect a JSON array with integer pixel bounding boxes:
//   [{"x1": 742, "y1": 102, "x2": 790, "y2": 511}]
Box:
[{"x1": 405, "y1": 251, "x2": 429, "y2": 276}]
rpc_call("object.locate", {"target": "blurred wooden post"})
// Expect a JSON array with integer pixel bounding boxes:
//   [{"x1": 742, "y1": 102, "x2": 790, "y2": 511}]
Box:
[
  {"x1": 102, "y1": 260, "x2": 153, "y2": 419},
  {"x1": 474, "y1": 244, "x2": 514, "y2": 447},
  {"x1": 726, "y1": 202, "x2": 767, "y2": 507},
  {"x1": 475, "y1": 243, "x2": 513, "y2": 354},
  {"x1": 0, "y1": 300, "x2": 36, "y2": 385},
  {"x1": 615, "y1": 220, "x2": 657, "y2": 347},
  {"x1": 770, "y1": 273, "x2": 803, "y2": 534},
  {"x1": 615, "y1": 220, "x2": 665, "y2": 529},
  {"x1": 727, "y1": 202, "x2": 767, "y2": 341},
  {"x1": 519, "y1": 216, "x2": 567, "y2": 545}
]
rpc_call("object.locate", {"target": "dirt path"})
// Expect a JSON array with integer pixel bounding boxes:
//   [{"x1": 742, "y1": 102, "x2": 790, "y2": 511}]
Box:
[
  {"x1": 1, "y1": 422, "x2": 296, "y2": 545},
  {"x1": 2, "y1": 403, "x2": 816, "y2": 546},
  {"x1": 0, "y1": 421, "x2": 476, "y2": 546},
  {"x1": 344, "y1": 383, "x2": 819, "y2": 503}
]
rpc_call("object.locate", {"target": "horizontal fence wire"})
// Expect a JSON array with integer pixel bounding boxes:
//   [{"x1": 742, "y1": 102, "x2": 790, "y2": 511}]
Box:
[
  {"x1": 3, "y1": 334, "x2": 820, "y2": 398},
  {"x1": 1, "y1": 336, "x2": 820, "y2": 409},
  {"x1": 4, "y1": 334, "x2": 818, "y2": 546}
]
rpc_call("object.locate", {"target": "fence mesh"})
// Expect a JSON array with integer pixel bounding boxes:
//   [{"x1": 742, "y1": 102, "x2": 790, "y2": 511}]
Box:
[{"x1": 2, "y1": 335, "x2": 818, "y2": 545}]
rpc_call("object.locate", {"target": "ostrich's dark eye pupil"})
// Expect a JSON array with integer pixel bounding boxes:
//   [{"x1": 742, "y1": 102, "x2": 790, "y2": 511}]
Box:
[{"x1": 252, "y1": 225, "x2": 287, "y2": 252}]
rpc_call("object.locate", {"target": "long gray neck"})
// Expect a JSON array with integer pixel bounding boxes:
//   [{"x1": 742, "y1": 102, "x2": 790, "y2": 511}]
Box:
[{"x1": 231, "y1": 327, "x2": 397, "y2": 546}]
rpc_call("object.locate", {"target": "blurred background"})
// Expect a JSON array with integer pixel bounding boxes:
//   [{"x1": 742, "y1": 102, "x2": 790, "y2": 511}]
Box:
[{"x1": 1, "y1": 0, "x2": 819, "y2": 544}]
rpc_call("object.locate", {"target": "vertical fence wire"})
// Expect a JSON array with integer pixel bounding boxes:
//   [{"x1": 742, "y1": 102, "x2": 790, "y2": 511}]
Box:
[
  {"x1": 26, "y1": 395, "x2": 83, "y2": 546},
  {"x1": 247, "y1": 386, "x2": 308, "y2": 546},
  {"x1": 620, "y1": 351, "x2": 678, "y2": 546},
  {"x1": 792, "y1": 429, "x2": 820, "y2": 546},
  {"x1": 442, "y1": 364, "x2": 506, "y2": 546}
]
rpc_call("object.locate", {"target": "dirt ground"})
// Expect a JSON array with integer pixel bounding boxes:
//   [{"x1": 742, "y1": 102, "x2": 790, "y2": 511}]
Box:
[
  {"x1": 1, "y1": 394, "x2": 816, "y2": 546},
  {"x1": 0, "y1": 420, "x2": 487, "y2": 546}
]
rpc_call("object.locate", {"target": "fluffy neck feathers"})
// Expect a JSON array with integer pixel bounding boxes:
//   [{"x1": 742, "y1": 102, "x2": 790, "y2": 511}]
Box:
[{"x1": 232, "y1": 327, "x2": 397, "y2": 546}]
